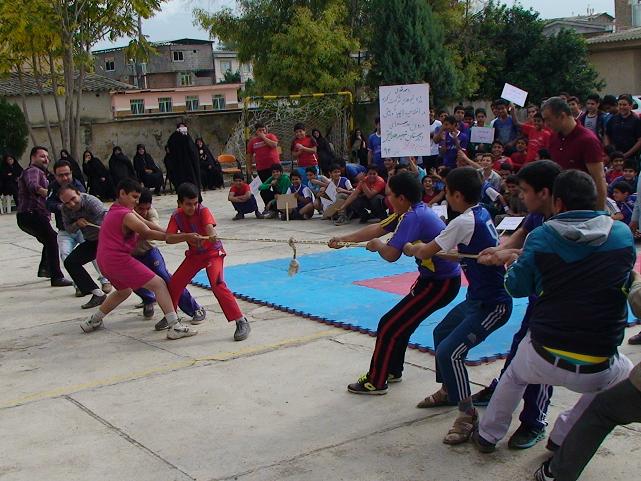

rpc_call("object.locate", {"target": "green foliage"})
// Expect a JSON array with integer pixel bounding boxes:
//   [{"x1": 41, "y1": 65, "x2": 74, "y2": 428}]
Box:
[
  {"x1": 367, "y1": 0, "x2": 459, "y2": 101},
  {"x1": 221, "y1": 70, "x2": 242, "y2": 84},
  {"x1": 0, "y1": 98, "x2": 28, "y2": 158}
]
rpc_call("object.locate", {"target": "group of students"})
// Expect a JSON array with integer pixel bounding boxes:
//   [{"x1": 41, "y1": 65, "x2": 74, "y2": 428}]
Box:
[{"x1": 16, "y1": 145, "x2": 251, "y2": 342}]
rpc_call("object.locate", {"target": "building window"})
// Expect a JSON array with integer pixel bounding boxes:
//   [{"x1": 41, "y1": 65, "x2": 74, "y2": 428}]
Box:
[
  {"x1": 241, "y1": 63, "x2": 251, "y2": 73},
  {"x1": 180, "y1": 72, "x2": 192, "y2": 86},
  {"x1": 173, "y1": 51, "x2": 184, "y2": 62},
  {"x1": 105, "y1": 58, "x2": 115, "y2": 71},
  {"x1": 158, "y1": 97, "x2": 172, "y2": 113},
  {"x1": 186, "y1": 96, "x2": 199, "y2": 111},
  {"x1": 212, "y1": 95, "x2": 225, "y2": 110},
  {"x1": 220, "y1": 60, "x2": 232, "y2": 73},
  {"x1": 130, "y1": 99, "x2": 144, "y2": 115}
]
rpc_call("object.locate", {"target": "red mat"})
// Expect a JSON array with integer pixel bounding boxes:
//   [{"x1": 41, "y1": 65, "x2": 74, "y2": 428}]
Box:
[{"x1": 354, "y1": 271, "x2": 469, "y2": 295}]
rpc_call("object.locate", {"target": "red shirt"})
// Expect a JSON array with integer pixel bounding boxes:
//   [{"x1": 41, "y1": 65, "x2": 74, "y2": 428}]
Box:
[
  {"x1": 291, "y1": 135, "x2": 318, "y2": 167},
  {"x1": 492, "y1": 156, "x2": 512, "y2": 171},
  {"x1": 230, "y1": 182, "x2": 251, "y2": 197},
  {"x1": 606, "y1": 168, "x2": 623, "y2": 184},
  {"x1": 510, "y1": 151, "x2": 527, "y2": 171},
  {"x1": 248, "y1": 134, "x2": 280, "y2": 171},
  {"x1": 357, "y1": 175, "x2": 386, "y2": 195},
  {"x1": 167, "y1": 205, "x2": 225, "y2": 257},
  {"x1": 549, "y1": 123, "x2": 603, "y2": 171},
  {"x1": 521, "y1": 124, "x2": 552, "y2": 162}
]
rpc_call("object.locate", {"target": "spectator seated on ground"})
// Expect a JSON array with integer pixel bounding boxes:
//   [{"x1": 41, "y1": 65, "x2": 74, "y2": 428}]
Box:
[
  {"x1": 605, "y1": 151, "x2": 625, "y2": 184},
  {"x1": 510, "y1": 137, "x2": 528, "y2": 171},
  {"x1": 608, "y1": 159, "x2": 638, "y2": 196},
  {"x1": 497, "y1": 161, "x2": 514, "y2": 183},
  {"x1": 344, "y1": 161, "x2": 367, "y2": 185},
  {"x1": 258, "y1": 164, "x2": 291, "y2": 219},
  {"x1": 481, "y1": 176, "x2": 510, "y2": 221},
  {"x1": 334, "y1": 165, "x2": 387, "y2": 226},
  {"x1": 491, "y1": 140, "x2": 512, "y2": 171},
  {"x1": 305, "y1": 166, "x2": 330, "y2": 200},
  {"x1": 228, "y1": 173, "x2": 263, "y2": 221},
  {"x1": 494, "y1": 174, "x2": 528, "y2": 226},
  {"x1": 316, "y1": 164, "x2": 354, "y2": 220},
  {"x1": 422, "y1": 175, "x2": 445, "y2": 206},
  {"x1": 610, "y1": 181, "x2": 636, "y2": 225},
  {"x1": 281, "y1": 171, "x2": 314, "y2": 220}
]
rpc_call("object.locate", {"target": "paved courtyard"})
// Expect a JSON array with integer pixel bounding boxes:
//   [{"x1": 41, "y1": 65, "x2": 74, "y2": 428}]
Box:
[{"x1": 1, "y1": 189, "x2": 640, "y2": 481}]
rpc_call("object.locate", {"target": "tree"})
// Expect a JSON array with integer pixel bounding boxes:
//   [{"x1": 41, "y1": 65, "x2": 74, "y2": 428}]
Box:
[
  {"x1": 0, "y1": 98, "x2": 29, "y2": 158},
  {"x1": 220, "y1": 70, "x2": 242, "y2": 84},
  {"x1": 367, "y1": 0, "x2": 460, "y2": 102},
  {"x1": 195, "y1": 0, "x2": 362, "y2": 94}
]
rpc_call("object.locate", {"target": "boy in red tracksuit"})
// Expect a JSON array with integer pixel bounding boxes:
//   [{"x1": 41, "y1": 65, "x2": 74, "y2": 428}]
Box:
[{"x1": 167, "y1": 182, "x2": 250, "y2": 341}]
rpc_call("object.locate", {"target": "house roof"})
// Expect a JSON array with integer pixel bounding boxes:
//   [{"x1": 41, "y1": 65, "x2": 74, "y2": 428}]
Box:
[
  {"x1": 545, "y1": 13, "x2": 614, "y2": 25},
  {"x1": 93, "y1": 38, "x2": 213, "y2": 54},
  {"x1": 587, "y1": 26, "x2": 641, "y2": 45},
  {"x1": 0, "y1": 72, "x2": 135, "y2": 97}
]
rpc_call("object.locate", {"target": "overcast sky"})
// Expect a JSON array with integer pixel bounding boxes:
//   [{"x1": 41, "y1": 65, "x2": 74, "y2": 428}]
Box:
[{"x1": 94, "y1": 0, "x2": 616, "y2": 50}]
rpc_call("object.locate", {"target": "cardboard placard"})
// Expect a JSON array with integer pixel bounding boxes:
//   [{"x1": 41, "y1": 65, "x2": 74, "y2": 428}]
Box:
[
  {"x1": 431, "y1": 204, "x2": 448, "y2": 220},
  {"x1": 276, "y1": 193, "x2": 298, "y2": 211},
  {"x1": 324, "y1": 180, "x2": 338, "y2": 202},
  {"x1": 379, "y1": 83, "x2": 431, "y2": 157},
  {"x1": 495, "y1": 216, "x2": 525, "y2": 231},
  {"x1": 500, "y1": 83, "x2": 528, "y2": 107},
  {"x1": 470, "y1": 126, "x2": 495, "y2": 144}
]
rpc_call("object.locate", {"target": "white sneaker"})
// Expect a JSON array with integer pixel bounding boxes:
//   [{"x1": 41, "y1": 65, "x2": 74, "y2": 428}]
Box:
[
  {"x1": 191, "y1": 307, "x2": 207, "y2": 325},
  {"x1": 80, "y1": 315, "x2": 103, "y2": 333},
  {"x1": 101, "y1": 282, "x2": 113, "y2": 294},
  {"x1": 167, "y1": 321, "x2": 198, "y2": 340}
]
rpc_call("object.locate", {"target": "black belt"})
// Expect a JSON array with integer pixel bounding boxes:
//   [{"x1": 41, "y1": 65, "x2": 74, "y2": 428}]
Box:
[{"x1": 531, "y1": 340, "x2": 614, "y2": 374}]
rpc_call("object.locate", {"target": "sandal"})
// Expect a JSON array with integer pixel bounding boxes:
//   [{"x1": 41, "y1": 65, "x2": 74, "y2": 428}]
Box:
[
  {"x1": 416, "y1": 388, "x2": 455, "y2": 408},
  {"x1": 443, "y1": 412, "x2": 478, "y2": 445}
]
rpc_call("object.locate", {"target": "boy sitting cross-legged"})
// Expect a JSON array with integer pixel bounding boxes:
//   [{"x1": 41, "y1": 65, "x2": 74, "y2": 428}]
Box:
[
  {"x1": 403, "y1": 167, "x2": 513, "y2": 445},
  {"x1": 281, "y1": 171, "x2": 314, "y2": 220},
  {"x1": 228, "y1": 173, "x2": 263, "y2": 221},
  {"x1": 258, "y1": 163, "x2": 291, "y2": 219}
]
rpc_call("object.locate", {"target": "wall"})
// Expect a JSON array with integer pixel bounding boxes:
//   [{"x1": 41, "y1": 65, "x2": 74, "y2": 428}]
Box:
[
  {"x1": 589, "y1": 46, "x2": 641, "y2": 94},
  {"x1": 6, "y1": 92, "x2": 113, "y2": 126},
  {"x1": 615, "y1": 0, "x2": 633, "y2": 31}
]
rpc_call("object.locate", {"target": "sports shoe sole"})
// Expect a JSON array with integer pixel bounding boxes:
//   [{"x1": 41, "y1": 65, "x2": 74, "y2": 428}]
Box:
[
  {"x1": 387, "y1": 375, "x2": 402, "y2": 383},
  {"x1": 80, "y1": 320, "x2": 103, "y2": 333},
  {"x1": 508, "y1": 429, "x2": 546, "y2": 450},
  {"x1": 347, "y1": 386, "x2": 388, "y2": 395},
  {"x1": 167, "y1": 328, "x2": 198, "y2": 340}
]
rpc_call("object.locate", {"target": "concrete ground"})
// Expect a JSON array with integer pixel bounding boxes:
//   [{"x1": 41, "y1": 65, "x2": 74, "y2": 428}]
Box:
[{"x1": 1, "y1": 189, "x2": 640, "y2": 481}]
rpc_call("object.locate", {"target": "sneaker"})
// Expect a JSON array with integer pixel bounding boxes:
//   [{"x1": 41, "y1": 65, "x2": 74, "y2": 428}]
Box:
[
  {"x1": 508, "y1": 424, "x2": 546, "y2": 450},
  {"x1": 359, "y1": 213, "x2": 370, "y2": 224},
  {"x1": 334, "y1": 213, "x2": 350, "y2": 226},
  {"x1": 471, "y1": 429, "x2": 496, "y2": 453},
  {"x1": 81, "y1": 294, "x2": 106, "y2": 309},
  {"x1": 264, "y1": 211, "x2": 277, "y2": 219},
  {"x1": 75, "y1": 288, "x2": 86, "y2": 298},
  {"x1": 534, "y1": 460, "x2": 555, "y2": 481},
  {"x1": 387, "y1": 373, "x2": 403, "y2": 383},
  {"x1": 347, "y1": 374, "x2": 388, "y2": 395},
  {"x1": 80, "y1": 314, "x2": 103, "y2": 333},
  {"x1": 154, "y1": 317, "x2": 169, "y2": 331},
  {"x1": 546, "y1": 439, "x2": 560, "y2": 452},
  {"x1": 254, "y1": 211, "x2": 264, "y2": 219},
  {"x1": 191, "y1": 307, "x2": 207, "y2": 325},
  {"x1": 37, "y1": 267, "x2": 51, "y2": 278},
  {"x1": 167, "y1": 321, "x2": 198, "y2": 340},
  {"x1": 234, "y1": 317, "x2": 251, "y2": 341},
  {"x1": 629, "y1": 331, "x2": 641, "y2": 345},
  {"x1": 143, "y1": 303, "x2": 155, "y2": 319},
  {"x1": 51, "y1": 277, "x2": 73, "y2": 287},
  {"x1": 472, "y1": 384, "x2": 495, "y2": 407},
  {"x1": 101, "y1": 282, "x2": 113, "y2": 294},
  {"x1": 232, "y1": 212, "x2": 244, "y2": 221}
]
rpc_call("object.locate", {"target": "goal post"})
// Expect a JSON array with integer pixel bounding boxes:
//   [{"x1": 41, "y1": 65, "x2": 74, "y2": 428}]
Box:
[{"x1": 224, "y1": 91, "x2": 354, "y2": 180}]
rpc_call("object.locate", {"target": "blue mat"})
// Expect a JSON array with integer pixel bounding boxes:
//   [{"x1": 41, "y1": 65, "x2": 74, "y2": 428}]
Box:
[{"x1": 192, "y1": 249, "x2": 639, "y2": 364}]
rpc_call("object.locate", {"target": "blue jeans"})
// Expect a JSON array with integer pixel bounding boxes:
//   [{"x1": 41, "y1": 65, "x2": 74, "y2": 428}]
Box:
[
  {"x1": 134, "y1": 247, "x2": 200, "y2": 317},
  {"x1": 58, "y1": 230, "x2": 107, "y2": 285},
  {"x1": 434, "y1": 298, "x2": 513, "y2": 404}
]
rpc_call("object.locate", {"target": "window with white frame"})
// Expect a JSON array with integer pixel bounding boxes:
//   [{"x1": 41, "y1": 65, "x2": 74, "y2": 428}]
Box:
[
  {"x1": 220, "y1": 60, "x2": 232, "y2": 73},
  {"x1": 158, "y1": 97, "x2": 172, "y2": 113},
  {"x1": 105, "y1": 58, "x2": 115, "y2": 71},
  {"x1": 212, "y1": 95, "x2": 225, "y2": 110},
  {"x1": 186, "y1": 96, "x2": 199, "y2": 111},
  {"x1": 130, "y1": 99, "x2": 144, "y2": 115},
  {"x1": 179, "y1": 72, "x2": 192, "y2": 86},
  {"x1": 172, "y1": 51, "x2": 184, "y2": 62}
]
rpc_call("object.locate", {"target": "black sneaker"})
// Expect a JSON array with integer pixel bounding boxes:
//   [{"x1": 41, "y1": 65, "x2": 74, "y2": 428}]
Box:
[
  {"x1": 347, "y1": 374, "x2": 388, "y2": 395},
  {"x1": 387, "y1": 373, "x2": 403, "y2": 383},
  {"x1": 359, "y1": 213, "x2": 370, "y2": 224},
  {"x1": 232, "y1": 212, "x2": 244, "y2": 221},
  {"x1": 508, "y1": 424, "x2": 546, "y2": 449},
  {"x1": 546, "y1": 439, "x2": 560, "y2": 452},
  {"x1": 472, "y1": 384, "x2": 495, "y2": 407},
  {"x1": 37, "y1": 267, "x2": 51, "y2": 278},
  {"x1": 143, "y1": 303, "x2": 155, "y2": 319},
  {"x1": 51, "y1": 277, "x2": 73, "y2": 287},
  {"x1": 81, "y1": 294, "x2": 106, "y2": 309},
  {"x1": 254, "y1": 211, "x2": 264, "y2": 219},
  {"x1": 471, "y1": 429, "x2": 496, "y2": 453},
  {"x1": 534, "y1": 459, "x2": 555, "y2": 481},
  {"x1": 234, "y1": 317, "x2": 251, "y2": 341},
  {"x1": 155, "y1": 317, "x2": 169, "y2": 331}
]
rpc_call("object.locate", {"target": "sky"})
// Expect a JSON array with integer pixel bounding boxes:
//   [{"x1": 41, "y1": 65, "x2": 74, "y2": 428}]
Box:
[{"x1": 93, "y1": 0, "x2": 616, "y2": 50}]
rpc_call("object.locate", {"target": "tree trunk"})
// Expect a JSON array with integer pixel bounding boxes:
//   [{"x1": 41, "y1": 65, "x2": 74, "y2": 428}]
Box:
[
  {"x1": 31, "y1": 51, "x2": 58, "y2": 155},
  {"x1": 49, "y1": 51, "x2": 67, "y2": 150},
  {"x1": 15, "y1": 67, "x2": 38, "y2": 146},
  {"x1": 72, "y1": 45, "x2": 87, "y2": 160}
]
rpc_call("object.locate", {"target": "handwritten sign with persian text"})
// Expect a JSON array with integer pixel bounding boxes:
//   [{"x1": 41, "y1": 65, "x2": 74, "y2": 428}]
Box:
[{"x1": 379, "y1": 84, "x2": 431, "y2": 157}]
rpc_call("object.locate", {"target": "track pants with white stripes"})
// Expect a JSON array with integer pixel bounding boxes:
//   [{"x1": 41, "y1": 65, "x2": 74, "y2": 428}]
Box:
[
  {"x1": 368, "y1": 276, "x2": 461, "y2": 389},
  {"x1": 434, "y1": 299, "x2": 513, "y2": 404}
]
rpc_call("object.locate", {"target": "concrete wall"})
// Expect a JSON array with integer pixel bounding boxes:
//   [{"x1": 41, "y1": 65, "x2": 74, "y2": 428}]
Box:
[
  {"x1": 589, "y1": 47, "x2": 641, "y2": 94},
  {"x1": 6, "y1": 92, "x2": 113, "y2": 126},
  {"x1": 20, "y1": 110, "x2": 242, "y2": 169}
]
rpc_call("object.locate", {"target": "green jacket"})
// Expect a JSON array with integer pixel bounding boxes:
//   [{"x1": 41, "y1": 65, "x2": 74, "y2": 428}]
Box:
[{"x1": 258, "y1": 174, "x2": 291, "y2": 194}]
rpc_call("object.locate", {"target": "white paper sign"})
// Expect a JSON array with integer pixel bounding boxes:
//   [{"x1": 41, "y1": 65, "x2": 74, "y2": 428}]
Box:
[
  {"x1": 431, "y1": 204, "x2": 448, "y2": 220},
  {"x1": 324, "y1": 180, "x2": 337, "y2": 202},
  {"x1": 501, "y1": 83, "x2": 528, "y2": 107},
  {"x1": 470, "y1": 126, "x2": 495, "y2": 144},
  {"x1": 495, "y1": 216, "x2": 525, "y2": 231},
  {"x1": 379, "y1": 84, "x2": 431, "y2": 158},
  {"x1": 249, "y1": 175, "x2": 263, "y2": 207}
]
